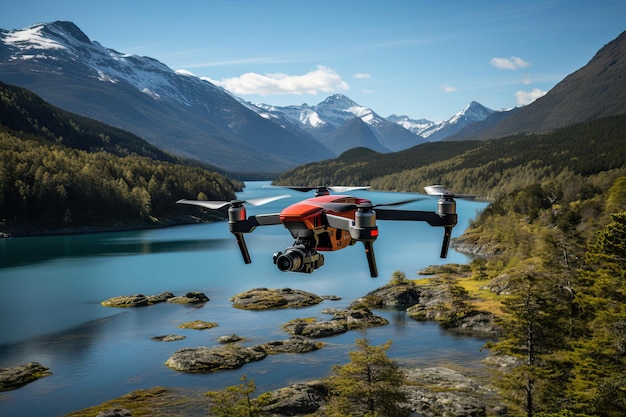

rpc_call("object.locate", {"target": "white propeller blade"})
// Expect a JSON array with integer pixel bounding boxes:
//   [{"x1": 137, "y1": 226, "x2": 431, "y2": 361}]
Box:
[
  {"x1": 424, "y1": 185, "x2": 477, "y2": 199},
  {"x1": 176, "y1": 199, "x2": 231, "y2": 209},
  {"x1": 327, "y1": 186, "x2": 371, "y2": 193},
  {"x1": 176, "y1": 194, "x2": 291, "y2": 210},
  {"x1": 246, "y1": 194, "x2": 292, "y2": 206}
]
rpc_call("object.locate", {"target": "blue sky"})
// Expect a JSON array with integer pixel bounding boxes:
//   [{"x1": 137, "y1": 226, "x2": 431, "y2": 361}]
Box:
[{"x1": 1, "y1": 0, "x2": 624, "y2": 121}]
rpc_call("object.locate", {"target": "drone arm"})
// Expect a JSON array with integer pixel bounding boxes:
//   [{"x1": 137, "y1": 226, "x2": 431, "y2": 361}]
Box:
[
  {"x1": 374, "y1": 209, "x2": 456, "y2": 227},
  {"x1": 375, "y1": 208, "x2": 458, "y2": 259},
  {"x1": 229, "y1": 213, "x2": 282, "y2": 233}
]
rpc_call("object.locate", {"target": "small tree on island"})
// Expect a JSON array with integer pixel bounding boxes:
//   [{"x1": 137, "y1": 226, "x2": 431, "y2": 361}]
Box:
[
  {"x1": 389, "y1": 270, "x2": 409, "y2": 285},
  {"x1": 325, "y1": 338, "x2": 410, "y2": 417},
  {"x1": 206, "y1": 374, "x2": 270, "y2": 417}
]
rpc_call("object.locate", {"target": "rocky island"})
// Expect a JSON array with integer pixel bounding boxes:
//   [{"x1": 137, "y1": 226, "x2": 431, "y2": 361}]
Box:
[
  {"x1": 0, "y1": 362, "x2": 51, "y2": 392},
  {"x1": 101, "y1": 291, "x2": 209, "y2": 307},
  {"x1": 229, "y1": 287, "x2": 324, "y2": 310},
  {"x1": 164, "y1": 337, "x2": 322, "y2": 373}
]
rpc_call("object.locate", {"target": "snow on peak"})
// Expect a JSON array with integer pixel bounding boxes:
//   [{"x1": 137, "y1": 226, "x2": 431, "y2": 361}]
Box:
[
  {"x1": 0, "y1": 21, "x2": 220, "y2": 106},
  {"x1": 3, "y1": 23, "x2": 67, "y2": 52}
]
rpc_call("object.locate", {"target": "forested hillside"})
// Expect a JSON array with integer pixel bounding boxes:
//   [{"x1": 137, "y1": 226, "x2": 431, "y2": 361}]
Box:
[
  {"x1": 275, "y1": 114, "x2": 626, "y2": 199},
  {"x1": 0, "y1": 82, "x2": 241, "y2": 234},
  {"x1": 276, "y1": 110, "x2": 626, "y2": 415}
]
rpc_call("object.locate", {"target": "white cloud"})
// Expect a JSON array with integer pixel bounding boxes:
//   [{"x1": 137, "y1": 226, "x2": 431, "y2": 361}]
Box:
[
  {"x1": 208, "y1": 65, "x2": 349, "y2": 96},
  {"x1": 354, "y1": 72, "x2": 372, "y2": 79},
  {"x1": 515, "y1": 88, "x2": 547, "y2": 105},
  {"x1": 490, "y1": 56, "x2": 531, "y2": 70},
  {"x1": 521, "y1": 77, "x2": 533, "y2": 85},
  {"x1": 441, "y1": 84, "x2": 457, "y2": 93}
]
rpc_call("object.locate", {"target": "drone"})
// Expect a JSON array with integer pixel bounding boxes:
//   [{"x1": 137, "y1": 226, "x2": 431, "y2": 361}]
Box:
[{"x1": 177, "y1": 185, "x2": 475, "y2": 278}]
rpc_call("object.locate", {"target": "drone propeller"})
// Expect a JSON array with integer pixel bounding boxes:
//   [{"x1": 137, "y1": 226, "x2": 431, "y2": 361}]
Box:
[
  {"x1": 309, "y1": 197, "x2": 426, "y2": 214},
  {"x1": 424, "y1": 185, "x2": 477, "y2": 199},
  {"x1": 423, "y1": 185, "x2": 478, "y2": 257},
  {"x1": 283, "y1": 185, "x2": 371, "y2": 195},
  {"x1": 176, "y1": 194, "x2": 291, "y2": 210},
  {"x1": 178, "y1": 194, "x2": 290, "y2": 265}
]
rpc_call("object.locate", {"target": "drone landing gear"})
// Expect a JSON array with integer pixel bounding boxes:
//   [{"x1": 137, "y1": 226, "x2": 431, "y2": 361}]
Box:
[{"x1": 362, "y1": 240, "x2": 378, "y2": 278}]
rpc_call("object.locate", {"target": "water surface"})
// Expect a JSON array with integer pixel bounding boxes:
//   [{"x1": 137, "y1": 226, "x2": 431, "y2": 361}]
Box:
[{"x1": 0, "y1": 182, "x2": 489, "y2": 416}]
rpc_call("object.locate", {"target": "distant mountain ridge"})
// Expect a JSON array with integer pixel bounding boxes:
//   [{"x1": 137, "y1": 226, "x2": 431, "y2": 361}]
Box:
[
  {"x1": 0, "y1": 21, "x2": 333, "y2": 173},
  {"x1": 388, "y1": 101, "x2": 498, "y2": 141},
  {"x1": 450, "y1": 30, "x2": 626, "y2": 140},
  {"x1": 250, "y1": 94, "x2": 428, "y2": 154},
  {"x1": 1, "y1": 21, "x2": 624, "y2": 173}
]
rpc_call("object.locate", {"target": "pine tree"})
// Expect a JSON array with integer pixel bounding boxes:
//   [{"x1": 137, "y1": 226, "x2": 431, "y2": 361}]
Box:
[
  {"x1": 489, "y1": 260, "x2": 573, "y2": 416},
  {"x1": 206, "y1": 375, "x2": 266, "y2": 417},
  {"x1": 326, "y1": 338, "x2": 409, "y2": 417},
  {"x1": 567, "y1": 212, "x2": 626, "y2": 415}
]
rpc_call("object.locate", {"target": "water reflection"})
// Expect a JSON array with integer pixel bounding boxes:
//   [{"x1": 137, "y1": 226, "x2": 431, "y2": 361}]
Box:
[{"x1": 0, "y1": 232, "x2": 232, "y2": 269}]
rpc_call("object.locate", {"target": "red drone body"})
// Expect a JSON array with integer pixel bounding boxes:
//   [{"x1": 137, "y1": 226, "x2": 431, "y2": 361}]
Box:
[
  {"x1": 279, "y1": 194, "x2": 377, "y2": 252},
  {"x1": 177, "y1": 185, "x2": 472, "y2": 278}
]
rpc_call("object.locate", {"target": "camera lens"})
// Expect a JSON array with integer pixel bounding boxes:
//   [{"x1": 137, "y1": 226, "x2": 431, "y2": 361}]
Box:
[{"x1": 275, "y1": 248, "x2": 304, "y2": 272}]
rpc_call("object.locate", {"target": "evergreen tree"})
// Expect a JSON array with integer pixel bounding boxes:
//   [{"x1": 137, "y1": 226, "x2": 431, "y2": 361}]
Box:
[
  {"x1": 567, "y1": 212, "x2": 626, "y2": 415},
  {"x1": 326, "y1": 338, "x2": 409, "y2": 417},
  {"x1": 489, "y1": 260, "x2": 573, "y2": 416},
  {"x1": 206, "y1": 375, "x2": 268, "y2": 417}
]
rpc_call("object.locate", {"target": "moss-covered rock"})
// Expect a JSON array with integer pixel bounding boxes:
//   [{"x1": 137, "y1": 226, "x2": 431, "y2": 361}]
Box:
[
  {"x1": 167, "y1": 291, "x2": 209, "y2": 304},
  {"x1": 0, "y1": 362, "x2": 51, "y2": 391},
  {"x1": 283, "y1": 306, "x2": 389, "y2": 338},
  {"x1": 230, "y1": 287, "x2": 323, "y2": 310},
  {"x1": 165, "y1": 344, "x2": 267, "y2": 373},
  {"x1": 177, "y1": 320, "x2": 218, "y2": 330}
]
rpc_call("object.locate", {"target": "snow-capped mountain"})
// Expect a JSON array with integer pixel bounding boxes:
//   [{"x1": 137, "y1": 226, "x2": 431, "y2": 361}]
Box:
[
  {"x1": 252, "y1": 94, "x2": 426, "y2": 154},
  {"x1": 386, "y1": 114, "x2": 434, "y2": 134},
  {"x1": 386, "y1": 101, "x2": 495, "y2": 142},
  {"x1": 0, "y1": 21, "x2": 333, "y2": 172}
]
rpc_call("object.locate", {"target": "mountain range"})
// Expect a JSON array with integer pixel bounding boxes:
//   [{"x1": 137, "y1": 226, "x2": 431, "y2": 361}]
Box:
[
  {"x1": 1, "y1": 21, "x2": 624, "y2": 174},
  {"x1": 0, "y1": 21, "x2": 503, "y2": 173},
  {"x1": 0, "y1": 21, "x2": 333, "y2": 173}
]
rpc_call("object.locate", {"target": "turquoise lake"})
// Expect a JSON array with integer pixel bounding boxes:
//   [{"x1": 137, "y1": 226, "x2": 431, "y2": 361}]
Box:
[{"x1": 0, "y1": 181, "x2": 490, "y2": 416}]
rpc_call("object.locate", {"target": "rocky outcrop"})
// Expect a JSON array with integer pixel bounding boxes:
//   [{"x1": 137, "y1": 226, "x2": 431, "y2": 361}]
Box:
[
  {"x1": 165, "y1": 344, "x2": 267, "y2": 373},
  {"x1": 0, "y1": 362, "x2": 51, "y2": 391},
  {"x1": 177, "y1": 320, "x2": 218, "y2": 330},
  {"x1": 283, "y1": 306, "x2": 389, "y2": 338},
  {"x1": 101, "y1": 291, "x2": 175, "y2": 307},
  {"x1": 403, "y1": 367, "x2": 494, "y2": 416},
  {"x1": 451, "y1": 233, "x2": 501, "y2": 258},
  {"x1": 259, "y1": 367, "x2": 495, "y2": 417},
  {"x1": 101, "y1": 291, "x2": 209, "y2": 307},
  {"x1": 165, "y1": 337, "x2": 322, "y2": 373},
  {"x1": 167, "y1": 291, "x2": 209, "y2": 304},
  {"x1": 151, "y1": 334, "x2": 186, "y2": 342},
  {"x1": 260, "y1": 380, "x2": 328, "y2": 416},
  {"x1": 283, "y1": 318, "x2": 348, "y2": 338},
  {"x1": 230, "y1": 288, "x2": 323, "y2": 310},
  {"x1": 217, "y1": 333, "x2": 245, "y2": 344},
  {"x1": 406, "y1": 274, "x2": 500, "y2": 338},
  {"x1": 359, "y1": 281, "x2": 421, "y2": 309},
  {"x1": 257, "y1": 336, "x2": 323, "y2": 354}
]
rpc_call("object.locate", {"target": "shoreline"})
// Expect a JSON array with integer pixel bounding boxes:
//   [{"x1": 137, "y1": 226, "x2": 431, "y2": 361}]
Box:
[{"x1": 0, "y1": 215, "x2": 215, "y2": 239}]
